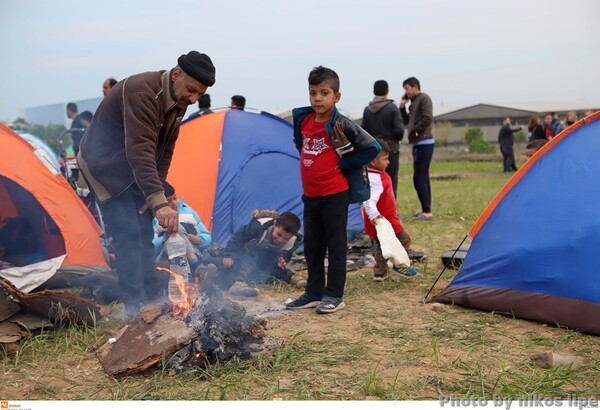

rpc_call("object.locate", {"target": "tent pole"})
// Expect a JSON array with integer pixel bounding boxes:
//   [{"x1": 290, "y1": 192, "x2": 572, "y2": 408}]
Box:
[{"x1": 421, "y1": 234, "x2": 468, "y2": 304}]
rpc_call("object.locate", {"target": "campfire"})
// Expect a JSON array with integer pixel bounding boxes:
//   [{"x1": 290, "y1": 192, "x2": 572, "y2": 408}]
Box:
[{"x1": 97, "y1": 266, "x2": 271, "y2": 377}]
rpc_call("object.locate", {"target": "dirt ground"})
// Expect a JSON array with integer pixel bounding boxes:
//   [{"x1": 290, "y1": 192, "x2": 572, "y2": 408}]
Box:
[{"x1": 3, "y1": 263, "x2": 599, "y2": 400}]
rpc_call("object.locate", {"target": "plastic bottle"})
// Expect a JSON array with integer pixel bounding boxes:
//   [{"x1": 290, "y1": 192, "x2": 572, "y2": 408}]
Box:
[{"x1": 164, "y1": 234, "x2": 191, "y2": 304}]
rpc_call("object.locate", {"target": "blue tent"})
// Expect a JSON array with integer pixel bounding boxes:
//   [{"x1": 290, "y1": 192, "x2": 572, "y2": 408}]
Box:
[
  {"x1": 435, "y1": 112, "x2": 600, "y2": 335},
  {"x1": 169, "y1": 109, "x2": 364, "y2": 246},
  {"x1": 14, "y1": 130, "x2": 61, "y2": 174}
]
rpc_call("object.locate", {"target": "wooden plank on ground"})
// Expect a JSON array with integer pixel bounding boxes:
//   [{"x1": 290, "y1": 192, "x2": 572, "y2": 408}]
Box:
[
  {"x1": 0, "y1": 277, "x2": 22, "y2": 322},
  {"x1": 97, "y1": 314, "x2": 195, "y2": 377},
  {"x1": 0, "y1": 321, "x2": 22, "y2": 343},
  {"x1": 0, "y1": 277, "x2": 100, "y2": 326}
]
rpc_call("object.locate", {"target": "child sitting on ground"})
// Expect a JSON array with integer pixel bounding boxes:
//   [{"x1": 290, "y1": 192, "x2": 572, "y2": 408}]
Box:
[
  {"x1": 203, "y1": 210, "x2": 305, "y2": 296},
  {"x1": 362, "y1": 139, "x2": 424, "y2": 281}
]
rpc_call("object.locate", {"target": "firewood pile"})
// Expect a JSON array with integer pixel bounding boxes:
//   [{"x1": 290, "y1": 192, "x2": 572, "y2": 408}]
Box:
[
  {"x1": 2, "y1": 269, "x2": 278, "y2": 377},
  {"x1": 0, "y1": 277, "x2": 101, "y2": 357},
  {"x1": 96, "y1": 274, "x2": 271, "y2": 377}
]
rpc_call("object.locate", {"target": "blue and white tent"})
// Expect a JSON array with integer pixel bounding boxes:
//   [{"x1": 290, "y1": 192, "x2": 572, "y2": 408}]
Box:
[{"x1": 435, "y1": 111, "x2": 600, "y2": 335}]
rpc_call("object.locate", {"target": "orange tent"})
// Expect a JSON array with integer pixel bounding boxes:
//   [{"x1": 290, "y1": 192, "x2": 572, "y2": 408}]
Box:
[{"x1": 0, "y1": 124, "x2": 108, "y2": 278}]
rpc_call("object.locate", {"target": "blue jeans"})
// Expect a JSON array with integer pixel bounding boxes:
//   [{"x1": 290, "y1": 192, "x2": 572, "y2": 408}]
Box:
[{"x1": 99, "y1": 186, "x2": 166, "y2": 302}]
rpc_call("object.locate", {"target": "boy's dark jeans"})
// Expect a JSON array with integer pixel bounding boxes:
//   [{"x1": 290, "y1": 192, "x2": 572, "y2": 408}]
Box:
[
  {"x1": 303, "y1": 190, "x2": 350, "y2": 299},
  {"x1": 100, "y1": 186, "x2": 165, "y2": 303}
]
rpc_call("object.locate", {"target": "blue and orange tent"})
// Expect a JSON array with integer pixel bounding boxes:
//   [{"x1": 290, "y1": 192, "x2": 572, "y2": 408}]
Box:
[
  {"x1": 168, "y1": 109, "x2": 364, "y2": 246},
  {"x1": 0, "y1": 124, "x2": 109, "y2": 291},
  {"x1": 434, "y1": 111, "x2": 600, "y2": 335}
]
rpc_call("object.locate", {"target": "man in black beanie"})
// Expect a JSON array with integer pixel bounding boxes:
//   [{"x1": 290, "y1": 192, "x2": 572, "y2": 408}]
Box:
[{"x1": 78, "y1": 51, "x2": 216, "y2": 315}]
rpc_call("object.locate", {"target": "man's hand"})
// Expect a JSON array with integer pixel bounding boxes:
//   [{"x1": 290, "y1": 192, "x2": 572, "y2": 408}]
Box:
[
  {"x1": 277, "y1": 256, "x2": 287, "y2": 269},
  {"x1": 188, "y1": 234, "x2": 200, "y2": 245},
  {"x1": 155, "y1": 206, "x2": 179, "y2": 236},
  {"x1": 222, "y1": 257, "x2": 234, "y2": 268}
]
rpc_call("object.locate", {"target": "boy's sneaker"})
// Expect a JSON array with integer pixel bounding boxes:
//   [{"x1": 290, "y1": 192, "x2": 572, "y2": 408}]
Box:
[
  {"x1": 315, "y1": 296, "x2": 346, "y2": 314},
  {"x1": 286, "y1": 292, "x2": 322, "y2": 310},
  {"x1": 392, "y1": 265, "x2": 418, "y2": 278},
  {"x1": 373, "y1": 273, "x2": 387, "y2": 282},
  {"x1": 407, "y1": 249, "x2": 427, "y2": 262}
]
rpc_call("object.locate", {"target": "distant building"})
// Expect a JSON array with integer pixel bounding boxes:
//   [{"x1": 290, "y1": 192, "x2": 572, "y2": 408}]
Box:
[
  {"x1": 434, "y1": 104, "x2": 536, "y2": 128},
  {"x1": 433, "y1": 102, "x2": 600, "y2": 142}
]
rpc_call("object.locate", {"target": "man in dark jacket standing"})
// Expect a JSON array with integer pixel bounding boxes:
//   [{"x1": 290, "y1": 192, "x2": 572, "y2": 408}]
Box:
[
  {"x1": 78, "y1": 51, "x2": 216, "y2": 311},
  {"x1": 400, "y1": 77, "x2": 435, "y2": 220},
  {"x1": 362, "y1": 80, "x2": 404, "y2": 197},
  {"x1": 498, "y1": 117, "x2": 522, "y2": 172}
]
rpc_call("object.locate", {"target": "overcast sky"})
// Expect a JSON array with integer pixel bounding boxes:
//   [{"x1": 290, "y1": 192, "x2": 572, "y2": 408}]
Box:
[{"x1": 1, "y1": 0, "x2": 599, "y2": 122}]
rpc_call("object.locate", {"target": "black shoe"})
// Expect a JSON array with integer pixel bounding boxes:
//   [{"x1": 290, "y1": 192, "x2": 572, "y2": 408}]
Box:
[
  {"x1": 286, "y1": 292, "x2": 322, "y2": 310},
  {"x1": 407, "y1": 249, "x2": 427, "y2": 262}
]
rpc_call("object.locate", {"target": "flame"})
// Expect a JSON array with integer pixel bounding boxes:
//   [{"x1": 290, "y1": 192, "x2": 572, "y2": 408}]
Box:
[{"x1": 156, "y1": 266, "x2": 200, "y2": 317}]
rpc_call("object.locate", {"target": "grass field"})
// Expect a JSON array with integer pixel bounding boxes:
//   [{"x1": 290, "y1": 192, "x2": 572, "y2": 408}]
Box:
[{"x1": 2, "y1": 157, "x2": 599, "y2": 400}]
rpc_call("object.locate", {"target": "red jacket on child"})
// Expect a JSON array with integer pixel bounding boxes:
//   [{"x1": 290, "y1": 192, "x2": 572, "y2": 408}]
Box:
[{"x1": 362, "y1": 168, "x2": 405, "y2": 237}]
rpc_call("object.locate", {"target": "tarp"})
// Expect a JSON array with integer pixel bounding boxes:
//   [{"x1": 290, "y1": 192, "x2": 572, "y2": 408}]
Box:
[{"x1": 435, "y1": 111, "x2": 600, "y2": 335}]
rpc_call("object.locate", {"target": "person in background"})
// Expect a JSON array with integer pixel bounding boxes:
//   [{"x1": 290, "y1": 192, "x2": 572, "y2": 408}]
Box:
[
  {"x1": 543, "y1": 114, "x2": 554, "y2": 140},
  {"x1": 188, "y1": 94, "x2": 213, "y2": 120},
  {"x1": 79, "y1": 111, "x2": 93, "y2": 129},
  {"x1": 78, "y1": 51, "x2": 216, "y2": 314},
  {"x1": 528, "y1": 115, "x2": 545, "y2": 141},
  {"x1": 525, "y1": 139, "x2": 548, "y2": 159},
  {"x1": 400, "y1": 77, "x2": 435, "y2": 221},
  {"x1": 67, "y1": 102, "x2": 84, "y2": 155},
  {"x1": 361, "y1": 80, "x2": 404, "y2": 197},
  {"x1": 498, "y1": 117, "x2": 522, "y2": 173},
  {"x1": 230, "y1": 95, "x2": 246, "y2": 110},
  {"x1": 565, "y1": 111, "x2": 577, "y2": 128},
  {"x1": 286, "y1": 66, "x2": 380, "y2": 314},
  {"x1": 550, "y1": 112, "x2": 564, "y2": 137},
  {"x1": 102, "y1": 78, "x2": 118, "y2": 96}
]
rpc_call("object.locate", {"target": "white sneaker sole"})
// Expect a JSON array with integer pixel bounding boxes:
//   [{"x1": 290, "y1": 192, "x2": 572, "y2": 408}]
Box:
[
  {"x1": 315, "y1": 301, "x2": 346, "y2": 314},
  {"x1": 286, "y1": 300, "x2": 321, "y2": 310}
]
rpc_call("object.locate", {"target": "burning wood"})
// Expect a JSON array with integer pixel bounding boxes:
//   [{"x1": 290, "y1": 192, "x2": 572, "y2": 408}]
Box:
[
  {"x1": 97, "y1": 314, "x2": 196, "y2": 377},
  {"x1": 97, "y1": 267, "x2": 271, "y2": 376},
  {"x1": 184, "y1": 280, "x2": 267, "y2": 363}
]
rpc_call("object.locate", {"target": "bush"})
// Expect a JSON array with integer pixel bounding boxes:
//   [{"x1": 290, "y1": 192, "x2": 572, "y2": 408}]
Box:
[
  {"x1": 514, "y1": 130, "x2": 527, "y2": 143},
  {"x1": 435, "y1": 138, "x2": 449, "y2": 147},
  {"x1": 464, "y1": 127, "x2": 484, "y2": 145},
  {"x1": 464, "y1": 126, "x2": 495, "y2": 153},
  {"x1": 9, "y1": 118, "x2": 67, "y2": 153},
  {"x1": 468, "y1": 138, "x2": 496, "y2": 153}
]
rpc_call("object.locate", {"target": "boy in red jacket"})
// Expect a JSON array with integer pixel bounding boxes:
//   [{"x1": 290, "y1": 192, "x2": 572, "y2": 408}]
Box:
[{"x1": 362, "y1": 139, "x2": 422, "y2": 281}]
